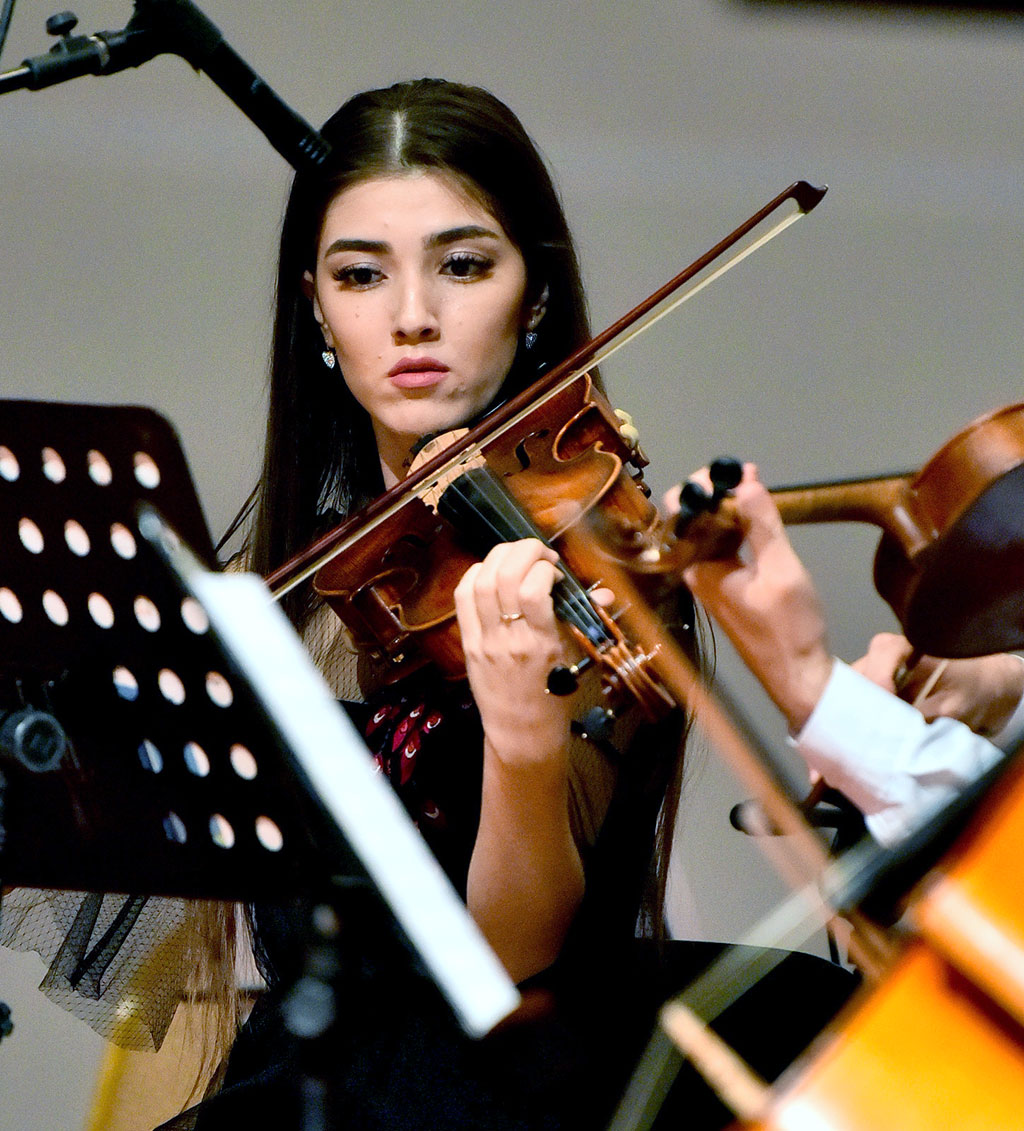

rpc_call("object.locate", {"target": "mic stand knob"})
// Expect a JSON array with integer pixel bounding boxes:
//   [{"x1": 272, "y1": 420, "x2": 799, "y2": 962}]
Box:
[{"x1": 45, "y1": 12, "x2": 80, "y2": 40}]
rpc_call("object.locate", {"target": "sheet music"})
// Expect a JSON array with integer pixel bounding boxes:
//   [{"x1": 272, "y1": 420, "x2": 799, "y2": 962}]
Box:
[{"x1": 189, "y1": 569, "x2": 519, "y2": 1037}]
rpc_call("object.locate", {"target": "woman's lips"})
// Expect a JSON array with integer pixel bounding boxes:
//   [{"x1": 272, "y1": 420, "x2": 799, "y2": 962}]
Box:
[{"x1": 388, "y1": 358, "x2": 450, "y2": 389}]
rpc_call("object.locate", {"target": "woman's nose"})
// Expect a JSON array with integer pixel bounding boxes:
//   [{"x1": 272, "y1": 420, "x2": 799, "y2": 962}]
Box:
[{"x1": 393, "y1": 277, "x2": 440, "y2": 343}]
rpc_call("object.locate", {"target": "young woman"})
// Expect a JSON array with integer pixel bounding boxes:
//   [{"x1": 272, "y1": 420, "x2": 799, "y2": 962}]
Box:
[
  {"x1": 171, "y1": 77, "x2": 710, "y2": 1129},
  {"x1": 4, "y1": 79, "x2": 854, "y2": 1130},
  {"x1": 241, "y1": 73, "x2": 698, "y2": 968}
]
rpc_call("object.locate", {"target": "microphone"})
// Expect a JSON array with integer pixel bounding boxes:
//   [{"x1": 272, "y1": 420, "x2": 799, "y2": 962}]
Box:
[{"x1": 0, "y1": 1, "x2": 331, "y2": 171}]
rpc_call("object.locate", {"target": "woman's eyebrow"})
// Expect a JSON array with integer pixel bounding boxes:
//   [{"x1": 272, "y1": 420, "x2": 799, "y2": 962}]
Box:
[
  {"x1": 322, "y1": 226, "x2": 500, "y2": 258},
  {"x1": 426, "y1": 225, "x2": 500, "y2": 248},
  {"x1": 322, "y1": 237, "x2": 388, "y2": 256}
]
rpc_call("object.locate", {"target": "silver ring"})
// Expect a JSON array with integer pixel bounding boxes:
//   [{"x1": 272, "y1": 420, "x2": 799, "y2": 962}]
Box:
[{"x1": 500, "y1": 612, "x2": 524, "y2": 624}]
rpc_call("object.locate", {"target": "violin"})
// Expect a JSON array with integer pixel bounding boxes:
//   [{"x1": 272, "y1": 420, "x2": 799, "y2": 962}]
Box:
[
  {"x1": 265, "y1": 181, "x2": 827, "y2": 720},
  {"x1": 311, "y1": 371, "x2": 676, "y2": 719}
]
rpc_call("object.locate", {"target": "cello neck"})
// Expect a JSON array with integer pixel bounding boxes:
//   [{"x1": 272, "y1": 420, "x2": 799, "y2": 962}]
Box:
[{"x1": 769, "y1": 471, "x2": 926, "y2": 553}]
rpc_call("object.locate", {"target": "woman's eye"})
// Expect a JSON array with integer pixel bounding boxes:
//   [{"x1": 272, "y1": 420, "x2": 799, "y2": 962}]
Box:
[
  {"x1": 332, "y1": 264, "x2": 383, "y2": 288},
  {"x1": 441, "y1": 253, "x2": 492, "y2": 279}
]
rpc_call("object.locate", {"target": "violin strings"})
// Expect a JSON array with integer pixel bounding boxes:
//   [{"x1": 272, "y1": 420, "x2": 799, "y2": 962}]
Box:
[
  {"x1": 448, "y1": 468, "x2": 607, "y2": 640},
  {"x1": 438, "y1": 467, "x2": 610, "y2": 645}
]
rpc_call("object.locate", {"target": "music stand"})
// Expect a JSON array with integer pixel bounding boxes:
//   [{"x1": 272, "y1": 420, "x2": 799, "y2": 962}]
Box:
[{"x1": 0, "y1": 398, "x2": 517, "y2": 1037}]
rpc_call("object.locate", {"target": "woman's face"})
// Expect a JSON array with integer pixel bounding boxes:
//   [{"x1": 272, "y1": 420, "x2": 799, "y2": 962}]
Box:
[{"x1": 307, "y1": 172, "x2": 539, "y2": 483}]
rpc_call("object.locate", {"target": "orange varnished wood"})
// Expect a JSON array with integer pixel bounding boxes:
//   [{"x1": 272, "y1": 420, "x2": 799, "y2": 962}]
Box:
[
  {"x1": 748, "y1": 944, "x2": 1024, "y2": 1131},
  {"x1": 913, "y1": 756, "x2": 1024, "y2": 1028},
  {"x1": 715, "y1": 757, "x2": 1024, "y2": 1131}
]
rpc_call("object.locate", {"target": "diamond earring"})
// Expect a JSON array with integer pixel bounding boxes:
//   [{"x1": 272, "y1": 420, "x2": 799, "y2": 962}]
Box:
[
  {"x1": 321, "y1": 348, "x2": 336, "y2": 369},
  {"x1": 524, "y1": 331, "x2": 538, "y2": 351}
]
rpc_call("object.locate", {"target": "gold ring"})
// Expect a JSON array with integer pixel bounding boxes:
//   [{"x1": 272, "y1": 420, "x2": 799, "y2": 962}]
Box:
[{"x1": 501, "y1": 612, "x2": 524, "y2": 624}]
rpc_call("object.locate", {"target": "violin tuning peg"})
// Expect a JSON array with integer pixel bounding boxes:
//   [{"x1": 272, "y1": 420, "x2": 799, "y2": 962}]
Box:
[
  {"x1": 709, "y1": 457, "x2": 743, "y2": 495},
  {"x1": 546, "y1": 666, "x2": 579, "y2": 696}
]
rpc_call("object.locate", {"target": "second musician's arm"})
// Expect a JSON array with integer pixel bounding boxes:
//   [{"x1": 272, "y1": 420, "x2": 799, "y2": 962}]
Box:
[{"x1": 676, "y1": 463, "x2": 1021, "y2": 847}]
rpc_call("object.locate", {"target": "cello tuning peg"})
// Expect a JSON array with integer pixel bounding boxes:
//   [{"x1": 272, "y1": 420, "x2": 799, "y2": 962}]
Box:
[{"x1": 709, "y1": 457, "x2": 743, "y2": 495}]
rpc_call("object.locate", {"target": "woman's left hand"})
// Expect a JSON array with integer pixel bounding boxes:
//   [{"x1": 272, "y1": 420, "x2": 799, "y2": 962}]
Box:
[
  {"x1": 455, "y1": 538, "x2": 585, "y2": 981},
  {"x1": 454, "y1": 537, "x2": 575, "y2": 768}
]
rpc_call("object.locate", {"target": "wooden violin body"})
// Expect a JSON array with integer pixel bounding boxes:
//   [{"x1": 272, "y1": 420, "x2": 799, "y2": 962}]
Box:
[{"x1": 311, "y1": 372, "x2": 673, "y2": 716}]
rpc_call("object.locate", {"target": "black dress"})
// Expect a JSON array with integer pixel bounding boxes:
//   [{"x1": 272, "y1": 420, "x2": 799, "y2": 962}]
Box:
[{"x1": 161, "y1": 672, "x2": 856, "y2": 1130}]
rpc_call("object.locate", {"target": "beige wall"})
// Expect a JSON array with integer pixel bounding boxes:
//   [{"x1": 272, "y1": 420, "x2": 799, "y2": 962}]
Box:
[{"x1": 1, "y1": 0, "x2": 1022, "y2": 1125}]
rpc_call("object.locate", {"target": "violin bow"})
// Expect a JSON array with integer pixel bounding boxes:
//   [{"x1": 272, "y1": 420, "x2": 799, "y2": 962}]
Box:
[{"x1": 266, "y1": 180, "x2": 827, "y2": 598}]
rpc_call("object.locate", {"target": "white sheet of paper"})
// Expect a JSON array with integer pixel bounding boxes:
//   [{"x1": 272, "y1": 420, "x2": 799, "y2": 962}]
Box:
[{"x1": 190, "y1": 570, "x2": 519, "y2": 1037}]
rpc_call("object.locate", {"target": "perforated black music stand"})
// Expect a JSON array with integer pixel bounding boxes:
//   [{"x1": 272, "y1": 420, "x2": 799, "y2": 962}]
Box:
[{"x1": 0, "y1": 398, "x2": 517, "y2": 1036}]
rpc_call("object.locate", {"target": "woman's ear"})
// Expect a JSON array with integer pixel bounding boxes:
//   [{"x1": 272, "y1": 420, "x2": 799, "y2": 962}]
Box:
[
  {"x1": 303, "y1": 269, "x2": 333, "y2": 346},
  {"x1": 525, "y1": 283, "x2": 549, "y2": 331}
]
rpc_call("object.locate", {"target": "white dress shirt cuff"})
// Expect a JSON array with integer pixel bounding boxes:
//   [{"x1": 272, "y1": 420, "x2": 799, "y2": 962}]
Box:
[{"x1": 793, "y1": 660, "x2": 1003, "y2": 847}]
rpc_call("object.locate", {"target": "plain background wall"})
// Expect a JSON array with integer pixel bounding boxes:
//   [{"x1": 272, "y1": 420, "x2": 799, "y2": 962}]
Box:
[{"x1": 1, "y1": 0, "x2": 1022, "y2": 1126}]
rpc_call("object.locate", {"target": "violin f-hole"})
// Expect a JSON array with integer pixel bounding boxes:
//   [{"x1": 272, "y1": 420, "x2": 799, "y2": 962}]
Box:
[{"x1": 512, "y1": 429, "x2": 549, "y2": 472}]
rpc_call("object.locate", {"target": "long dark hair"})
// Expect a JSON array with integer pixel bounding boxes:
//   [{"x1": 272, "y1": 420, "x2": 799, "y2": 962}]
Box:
[
  {"x1": 244, "y1": 79, "x2": 592, "y2": 621},
  {"x1": 238, "y1": 78, "x2": 700, "y2": 940}
]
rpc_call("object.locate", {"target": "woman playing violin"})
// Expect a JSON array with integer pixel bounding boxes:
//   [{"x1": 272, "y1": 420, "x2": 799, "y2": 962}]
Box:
[
  {"x1": 172, "y1": 74, "x2": 869, "y2": 1130},
  {"x1": 4, "y1": 80, "x2": 854, "y2": 1131},
  {"x1": 242, "y1": 76, "x2": 696, "y2": 980},
  {"x1": 169, "y1": 77, "x2": 711, "y2": 1130},
  {"x1": 296, "y1": 116, "x2": 587, "y2": 982}
]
